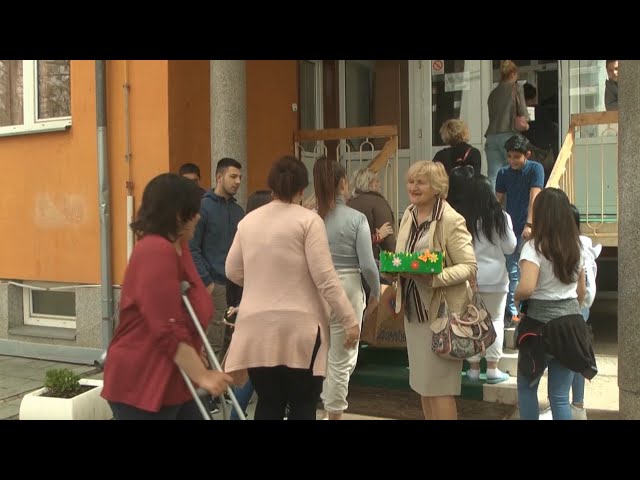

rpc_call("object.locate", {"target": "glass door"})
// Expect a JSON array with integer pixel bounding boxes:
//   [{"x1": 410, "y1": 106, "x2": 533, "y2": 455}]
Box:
[
  {"x1": 428, "y1": 60, "x2": 486, "y2": 175},
  {"x1": 338, "y1": 59, "x2": 424, "y2": 218},
  {"x1": 565, "y1": 60, "x2": 618, "y2": 218},
  {"x1": 297, "y1": 60, "x2": 323, "y2": 197}
]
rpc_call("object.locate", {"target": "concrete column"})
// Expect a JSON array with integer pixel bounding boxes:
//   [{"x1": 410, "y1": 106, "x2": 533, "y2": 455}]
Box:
[
  {"x1": 618, "y1": 60, "x2": 640, "y2": 418},
  {"x1": 210, "y1": 60, "x2": 248, "y2": 206}
]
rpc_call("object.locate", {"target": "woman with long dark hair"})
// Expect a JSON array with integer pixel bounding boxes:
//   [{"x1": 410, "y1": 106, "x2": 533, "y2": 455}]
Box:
[
  {"x1": 515, "y1": 188, "x2": 586, "y2": 420},
  {"x1": 313, "y1": 157, "x2": 380, "y2": 420},
  {"x1": 449, "y1": 170, "x2": 517, "y2": 384}
]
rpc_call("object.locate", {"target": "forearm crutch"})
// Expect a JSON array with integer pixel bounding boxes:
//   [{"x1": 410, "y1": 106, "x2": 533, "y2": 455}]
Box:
[
  {"x1": 179, "y1": 369, "x2": 214, "y2": 420},
  {"x1": 180, "y1": 281, "x2": 246, "y2": 420}
]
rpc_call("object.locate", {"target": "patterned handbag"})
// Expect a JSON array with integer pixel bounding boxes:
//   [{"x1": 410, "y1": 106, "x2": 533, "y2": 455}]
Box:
[
  {"x1": 430, "y1": 283, "x2": 497, "y2": 360},
  {"x1": 429, "y1": 220, "x2": 496, "y2": 359}
]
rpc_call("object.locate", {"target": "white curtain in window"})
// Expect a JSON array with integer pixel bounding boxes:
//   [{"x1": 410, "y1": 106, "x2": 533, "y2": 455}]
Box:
[
  {"x1": 0, "y1": 60, "x2": 24, "y2": 127},
  {"x1": 37, "y1": 60, "x2": 71, "y2": 119}
]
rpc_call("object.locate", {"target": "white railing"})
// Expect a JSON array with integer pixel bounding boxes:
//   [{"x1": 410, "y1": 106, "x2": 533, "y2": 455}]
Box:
[
  {"x1": 293, "y1": 126, "x2": 400, "y2": 224},
  {"x1": 547, "y1": 111, "x2": 618, "y2": 246}
]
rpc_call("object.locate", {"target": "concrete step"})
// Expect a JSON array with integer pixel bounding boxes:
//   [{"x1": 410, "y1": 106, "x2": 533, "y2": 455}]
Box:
[
  {"x1": 498, "y1": 349, "x2": 518, "y2": 377},
  {"x1": 351, "y1": 363, "x2": 410, "y2": 391},
  {"x1": 461, "y1": 371, "x2": 519, "y2": 405},
  {"x1": 357, "y1": 345, "x2": 408, "y2": 367},
  {"x1": 353, "y1": 340, "x2": 522, "y2": 406},
  {"x1": 504, "y1": 327, "x2": 516, "y2": 350},
  {"x1": 483, "y1": 376, "x2": 518, "y2": 405}
]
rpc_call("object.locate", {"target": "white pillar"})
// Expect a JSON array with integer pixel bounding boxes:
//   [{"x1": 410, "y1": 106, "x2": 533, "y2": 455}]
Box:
[
  {"x1": 210, "y1": 60, "x2": 247, "y2": 206},
  {"x1": 618, "y1": 60, "x2": 640, "y2": 419}
]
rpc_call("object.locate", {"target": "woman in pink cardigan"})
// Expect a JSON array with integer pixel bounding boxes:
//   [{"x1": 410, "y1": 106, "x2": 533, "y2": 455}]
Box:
[{"x1": 224, "y1": 155, "x2": 360, "y2": 420}]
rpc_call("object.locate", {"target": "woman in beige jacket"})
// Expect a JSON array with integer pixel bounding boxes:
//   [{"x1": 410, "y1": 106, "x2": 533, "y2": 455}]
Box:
[
  {"x1": 224, "y1": 155, "x2": 360, "y2": 420},
  {"x1": 392, "y1": 161, "x2": 477, "y2": 420}
]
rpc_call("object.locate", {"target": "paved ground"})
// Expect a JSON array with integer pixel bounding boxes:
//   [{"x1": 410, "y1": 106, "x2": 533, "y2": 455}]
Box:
[
  {"x1": 1, "y1": 355, "x2": 513, "y2": 420},
  {"x1": 0, "y1": 299, "x2": 620, "y2": 421},
  {"x1": 0, "y1": 356, "x2": 99, "y2": 420},
  {"x1": 1, "y1": 350, "x2": 616, "y2": 420}
]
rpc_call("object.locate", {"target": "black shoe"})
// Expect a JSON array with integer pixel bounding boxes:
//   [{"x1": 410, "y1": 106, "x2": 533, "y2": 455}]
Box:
[{"x1": 207, "y1": 396, "x2": 220, "y2": 415}]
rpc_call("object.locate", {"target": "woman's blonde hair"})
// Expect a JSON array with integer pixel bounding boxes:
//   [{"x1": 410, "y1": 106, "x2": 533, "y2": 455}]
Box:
[
  {"x1": 439, "y1": 119, "x2": 470, "y2": 145},
  {"x1": 407, "y1": 161, "x2": 449, "y2": 199},
  {"x1": 350, "y1": 167, "x2": 378, "y2": 198},
  {"x1": 500, "y1": 60, "x2": 518, "y2": 81}
]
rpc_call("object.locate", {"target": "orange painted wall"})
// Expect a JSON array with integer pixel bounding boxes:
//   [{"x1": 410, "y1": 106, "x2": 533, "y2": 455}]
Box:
[
  {"x1": 246, "y1": 61, "x2": 299, "y2": 193},
  {"x1": 0, "y1": 60, "x2": 170, "y2": 284},
  {"x1": 168, "y1": 61, "x2": 211, "y2": 189},
  {"x1": 108, "y1": 60, "x2": 170, "y2": 283}
]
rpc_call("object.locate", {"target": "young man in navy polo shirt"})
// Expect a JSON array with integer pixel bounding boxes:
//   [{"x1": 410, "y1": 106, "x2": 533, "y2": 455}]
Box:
[{"x1": 496, "y1": 134, "x2": 544, "y2": 326}]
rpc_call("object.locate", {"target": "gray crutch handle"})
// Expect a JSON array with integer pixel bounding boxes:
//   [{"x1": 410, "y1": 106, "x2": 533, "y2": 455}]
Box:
[{"x1": 180, "y1": 369, "x2": 213, "y2": 420}]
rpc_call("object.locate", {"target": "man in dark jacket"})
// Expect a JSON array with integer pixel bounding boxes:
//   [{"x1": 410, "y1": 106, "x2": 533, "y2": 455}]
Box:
[
  {"x1": 179, "y1": 162, "x2": 207, "y2": 197},
  {"x1": 190, "y1": 158, "x2": 244, "y2": 359}
]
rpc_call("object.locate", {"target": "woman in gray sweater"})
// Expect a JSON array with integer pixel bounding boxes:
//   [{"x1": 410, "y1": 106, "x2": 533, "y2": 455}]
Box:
[
  {"x1": 314, "y1": 157, "x2": 381, "y2": 420},
  {"x1": 485, "y1": 60, "x2": 530, "y2": 189}
]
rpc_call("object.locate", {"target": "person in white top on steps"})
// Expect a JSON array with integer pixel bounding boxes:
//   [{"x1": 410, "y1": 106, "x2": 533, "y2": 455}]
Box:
[
  {"x1": 448, "y1": 169, "x2": 517, "y2": 384},
  {"x1": 569, "y1": 204, "x2": 601, "y2": 420},
  {"x1": 539, "y1": 204, "x2": 601, "y2": 421}
]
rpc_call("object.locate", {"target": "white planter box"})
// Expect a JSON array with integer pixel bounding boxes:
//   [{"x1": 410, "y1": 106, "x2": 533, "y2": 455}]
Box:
[{"x1": 19, "y1": 379, "x2": 113, "y2": 420}]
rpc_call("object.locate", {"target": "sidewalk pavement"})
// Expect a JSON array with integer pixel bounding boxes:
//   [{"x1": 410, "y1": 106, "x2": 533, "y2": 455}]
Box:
[
  {"x1": 0, "y1": 355, "x2": 382, "y2": 420},
  {"x1": 1, "y1": 350, "x2": 620, "y2": 420},
  {"x1": 0, "y1": 356, "x2": 100, "y2": 420}
]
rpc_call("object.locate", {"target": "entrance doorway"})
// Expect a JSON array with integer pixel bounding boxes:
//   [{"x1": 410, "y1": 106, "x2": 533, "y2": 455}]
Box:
[
  {"x1": 297, "y1": 60, "x2": 421, "y2": 219},
  {"x1": 427, "y1": 60, "x2": 562, "y2": 179}
]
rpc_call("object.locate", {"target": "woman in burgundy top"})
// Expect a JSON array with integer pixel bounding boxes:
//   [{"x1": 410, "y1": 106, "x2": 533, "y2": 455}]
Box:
[{"x1": 101, "y1": 173, "x2": 233, "y2": 420}]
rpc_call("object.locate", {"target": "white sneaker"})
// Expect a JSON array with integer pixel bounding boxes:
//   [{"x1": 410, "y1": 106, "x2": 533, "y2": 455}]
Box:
[
  {"x1": 571, "y1": 404, "x2": 588, "y2": 420},
  {"x1": 539, "y1": 407, "x2": 553, "y2": 420}
]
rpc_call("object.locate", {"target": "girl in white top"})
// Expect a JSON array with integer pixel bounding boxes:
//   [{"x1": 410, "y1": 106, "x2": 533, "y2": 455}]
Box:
[
  {"x1": 514, "y1": 188, "x2": 586, "y2": 420},
  {"x1": 448, "y1": 170, "x2": 517, "y2": 383},
  {"x1": 569, "y1": 204, "x2": 601, "y2": 420}
]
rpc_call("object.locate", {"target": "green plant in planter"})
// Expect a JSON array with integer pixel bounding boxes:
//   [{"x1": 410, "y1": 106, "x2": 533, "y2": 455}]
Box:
[{"x1": 43, "y1": 368, "x2": 83, "y2": 399}]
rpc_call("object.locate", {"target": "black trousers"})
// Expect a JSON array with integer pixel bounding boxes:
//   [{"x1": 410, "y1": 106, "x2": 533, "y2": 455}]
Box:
[{"x1": 248, "y1": 328, "x2": 323, "y2": 420}]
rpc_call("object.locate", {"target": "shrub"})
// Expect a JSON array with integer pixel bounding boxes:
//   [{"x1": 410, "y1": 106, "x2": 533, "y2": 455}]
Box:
[{"x1": 44, "y1": 368, "x2": 82, "y2": 399}]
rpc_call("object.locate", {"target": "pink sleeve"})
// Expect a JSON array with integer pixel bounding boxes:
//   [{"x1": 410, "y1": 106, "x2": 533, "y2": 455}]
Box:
[{"x1": 304, "y1": 215, "x2": 359, "y2": 329}]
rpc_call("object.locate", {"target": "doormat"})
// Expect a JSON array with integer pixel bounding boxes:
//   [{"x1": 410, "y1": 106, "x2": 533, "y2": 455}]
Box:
[{"x1": 345, "y1": 385, "x2": 515, "y2": 420}]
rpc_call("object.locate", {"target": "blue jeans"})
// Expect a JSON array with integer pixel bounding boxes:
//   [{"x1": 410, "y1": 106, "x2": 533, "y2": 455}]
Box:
[
  {"x1": 505, "y1": 237, "x2": 524, "y2": 317},
  {"x1": 570, "y1": 307, "x2": 590, "y2": 405},
  {"x1": 518, "y1": 357, "x2": 574, "y2": 420},
  {"x1": 485, "y1": 133, "x2": 513, "y2": 190},
  {"x1": 230, "y1": 379, "x2": 255, "y2": 420}
]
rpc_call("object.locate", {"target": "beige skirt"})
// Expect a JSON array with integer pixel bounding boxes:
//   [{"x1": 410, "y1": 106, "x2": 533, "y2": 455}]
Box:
[{"x1": 404, "y1": 309, "x2": 462, "y2": 397}]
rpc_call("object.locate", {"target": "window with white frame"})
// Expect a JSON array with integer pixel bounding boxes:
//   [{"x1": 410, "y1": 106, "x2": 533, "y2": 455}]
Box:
[
  {"x1": 22, "y1": 282, "x2": 77, "y2": 329},
  {"x1": 0, "y1": 60, "x2": 71, "y2": 137}
]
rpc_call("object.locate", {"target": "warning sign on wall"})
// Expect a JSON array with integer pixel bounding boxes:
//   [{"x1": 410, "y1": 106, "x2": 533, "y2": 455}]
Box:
[{"x1": 431, "y1": 60, "x2": 444, "y2": 76}]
